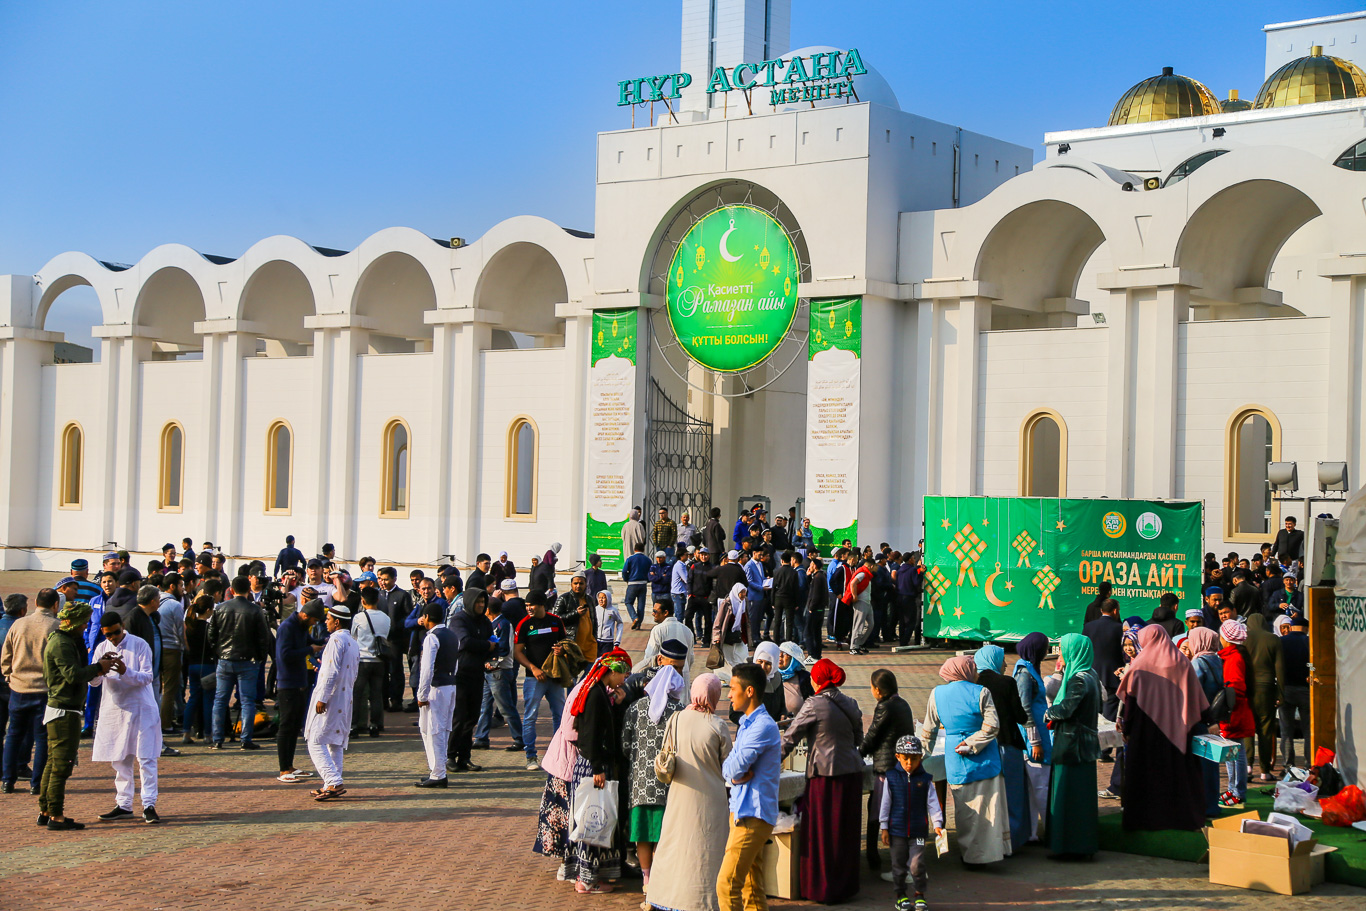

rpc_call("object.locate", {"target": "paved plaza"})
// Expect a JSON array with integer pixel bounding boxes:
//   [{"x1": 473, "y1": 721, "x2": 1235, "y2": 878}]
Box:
[{"x1": 0, "y1": 571, "x2": 1362, "y2": 910}]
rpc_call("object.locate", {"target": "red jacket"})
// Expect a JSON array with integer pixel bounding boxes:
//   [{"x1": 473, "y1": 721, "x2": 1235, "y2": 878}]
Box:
[
  {"x1": 1218, "y1": 645, "x2": 1256, "y2": 740},
  {"x1": 845, "y1": 565, "x2": 874, "y2": 605}
]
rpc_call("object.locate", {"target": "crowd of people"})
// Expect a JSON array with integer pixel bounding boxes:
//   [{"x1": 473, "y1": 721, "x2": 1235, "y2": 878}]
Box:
[{"x1": 0, "y1": 515, "x2": 1319, "y2": 911}]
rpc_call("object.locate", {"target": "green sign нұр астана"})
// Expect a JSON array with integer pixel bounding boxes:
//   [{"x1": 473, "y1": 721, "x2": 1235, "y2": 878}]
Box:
[{"x1": 666, "y1": 204, "x2": 799, "y2": 373}]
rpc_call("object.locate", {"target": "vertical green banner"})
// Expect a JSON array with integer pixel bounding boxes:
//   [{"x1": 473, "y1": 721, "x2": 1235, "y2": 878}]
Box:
[
  {"x1": 584, "y1": 309, "x2": 638, "y2": 572},
  {"x1": 923, "y1": 496, "x2": 1204, "y2": 642},
  {"x1": 805, "y1": 297, "x2": 861, "y2": 553}
]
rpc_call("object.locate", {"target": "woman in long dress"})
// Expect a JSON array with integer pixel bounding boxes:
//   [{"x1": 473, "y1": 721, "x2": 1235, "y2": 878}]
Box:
[
  {"x1": 646, "y1": 673, "x2": 732, "y2": 911},
  {"x1": 920, "y1": 656, "x2": 1010, "y2": 866},
  {"x1": 622, "y1": 664, "x2": 687, "y2": 888},
  {"x1": 1045, "y1": 633, "x2": 1101, "y2": 859},
  {"x1": 1012, "y1": 631, "x2": 1052, "y2": 843},
  {"x1": 1117, "y1": 625, "x2": 1209, "y2": 831},
  {"x1": 973, "y1": 643, "x2": 1031, "y2": 853},
  {"x1": 534, "y1": 650, "x2": 632, "y2": 894},
  {"x1": 781, "y1": 658, "x2": 865, "y2": 902}
]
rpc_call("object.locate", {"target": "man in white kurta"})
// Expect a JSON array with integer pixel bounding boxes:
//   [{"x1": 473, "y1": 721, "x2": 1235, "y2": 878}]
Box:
[
  {"x1": 89, "y1": 613, "x2": 163, "y2": 822},
  {"x1": 305, "y1": 604, "x2": 360, "y2": 796},
  {"x1": 414, "y1": 606, "x2": 457, "y2": 787}
]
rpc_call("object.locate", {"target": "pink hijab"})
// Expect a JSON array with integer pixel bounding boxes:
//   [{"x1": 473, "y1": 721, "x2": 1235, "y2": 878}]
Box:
[
  {"x1": 1115, "y1": 625, "x2": 1209, "y2": 753},
  {"x1": 938, "y1": 656, "x2": 978, "y2": 684},
  {"x1": 689, "y1": 672, "x2": 722, "y2": 713}
]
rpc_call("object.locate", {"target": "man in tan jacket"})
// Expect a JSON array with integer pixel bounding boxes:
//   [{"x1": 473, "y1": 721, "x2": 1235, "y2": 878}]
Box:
[{"x1": 1, "y1": 588, "x2": 59, "y2": 793}]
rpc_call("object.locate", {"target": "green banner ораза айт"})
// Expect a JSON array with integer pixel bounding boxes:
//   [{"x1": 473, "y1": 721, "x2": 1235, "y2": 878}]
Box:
[{"x1": 922, "y1": 496, "x2": 1204, "y2": 642}]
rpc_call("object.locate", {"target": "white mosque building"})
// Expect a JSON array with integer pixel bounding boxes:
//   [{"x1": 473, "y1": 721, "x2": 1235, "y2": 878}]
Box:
[{"x1": 2, "y1": 3, "x2": 1364, "y2": 572}]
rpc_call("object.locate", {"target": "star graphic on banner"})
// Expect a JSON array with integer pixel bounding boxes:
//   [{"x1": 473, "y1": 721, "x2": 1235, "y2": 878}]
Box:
[
  {"x1": 1004, "y1": 580, "x2": 1015, "y2": 591},
  {"x1": 1056, "y1": 520, "x2": 1067, "y2": 531},
  {"x1": 1036, "y1": 548, "x2": 1045, "y2": 557},
  {"x1": 953, "y1": 605, "x2": 964, "y2": 619},
  {"x1": 772, "y1": 264, "x2": 781, "y2": 274},
  {"x1": 941, "y1": 518, "x2": 952, "y2": 529},
  {"x1": 981, "y1": 518, "x2": 990, "y2": 526}
]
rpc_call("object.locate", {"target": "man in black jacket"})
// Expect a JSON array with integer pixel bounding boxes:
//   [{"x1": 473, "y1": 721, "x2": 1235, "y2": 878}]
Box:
[
  {"x1": 771, "y1": 551, "x2": 800, "y2": 645},
  {"x1": 1273, "y1": 517, "x2": 1304, "y2": 566},
  {"x1": 687, "y1": 548, "x2": 715, "y2": 646},
  {"x1": 206, "y1": 576, "x2": 273, "y2": 750},
  {"x1": 860, "y1": 668, "x2": 917, "y2": 870},
  {"x1": 447, "y1": 590, "x2": 493, "y2": 773},
  {"x1": 1229, "y1": 569, "x2": 1262, "y2": 618},
  {"x1": 1083, "y1": 597, "x2": 1124, "y2": 737},
  {"x1": 711, "y1": 550, "x2": 748, "y2": 635},
  {"x1": 376, "y1": 567, "x2": 413, "y2": 711},
  {"x1": 702, "y1": 507, "x2": 727, "y2": 560}
]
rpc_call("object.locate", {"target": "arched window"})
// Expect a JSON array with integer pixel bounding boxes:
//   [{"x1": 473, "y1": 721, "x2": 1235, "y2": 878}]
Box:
[
  {"x1": 59, "y1": 422, "x2": 83, "y2": 508},
  {"x1": 158, "y1": 422, "x2": 185, "y2": 512},
  {"x1": 1019, "y1": 409, "x2": 1068, "y2": 497},
  {"x1": 505, "y1": 416, "x2": 538, "y2": 519},
  {"x1": 1225, "y1": 406, "x2": 1281, "y2": 540},
  {"x1": 266, "y1": 421, "x2": 293, "y2": 514},
  {"x1": 1334, "y1": 139, "x2": 1366, "y2": 171},
  {"x1": 1163, "y1": 149, "x2": 1228, "y2": 186},
  {"x1": 381, "y1": 419, "x2": 410, "y2": 517}
]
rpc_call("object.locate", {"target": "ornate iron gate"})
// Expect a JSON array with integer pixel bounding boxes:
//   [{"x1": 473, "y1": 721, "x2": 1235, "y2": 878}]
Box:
[{"x1": 646, "y1": 378, "x2": 712, "y2": 531}]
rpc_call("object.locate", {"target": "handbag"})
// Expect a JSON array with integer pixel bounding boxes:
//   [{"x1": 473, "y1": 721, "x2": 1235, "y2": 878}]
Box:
[
  {"x1": 1208, "y1": 685, "x2": 1236, "y2": 724},
  {"x1": 705, "y1": 640, "x2": 724, "y2": 670},
  {"x1": 654, "y1": 711, "x2": 680, "y2": 784}
]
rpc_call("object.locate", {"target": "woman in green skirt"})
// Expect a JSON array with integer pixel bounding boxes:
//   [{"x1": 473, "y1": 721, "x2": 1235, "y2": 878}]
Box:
[
  {"x1": 1044, "y1": 633, "x2": 1102, "y2": 859},
  {"x1": 621, "y1": 661, "x2": 687, "y2": 888}
]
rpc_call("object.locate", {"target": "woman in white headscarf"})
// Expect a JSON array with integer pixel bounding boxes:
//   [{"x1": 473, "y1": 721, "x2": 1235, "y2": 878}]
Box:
[
  {"x1": 753, "y1": 640, "x2": 786, "y2": 721},
  {"x1": 777, "y1": 641, "x2": 815, "y2": 718},
  {"x1": 621, "y1": 663, "x2": 686, "y2": 888},
  {"x1": 713, "y1": 583, "x2": 749, "y2": 677}
]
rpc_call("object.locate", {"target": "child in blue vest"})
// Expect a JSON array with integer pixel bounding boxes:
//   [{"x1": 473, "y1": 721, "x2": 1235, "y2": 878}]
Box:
[{"x1": 879, "y1": 735, "x2": 945, "y2": 911}]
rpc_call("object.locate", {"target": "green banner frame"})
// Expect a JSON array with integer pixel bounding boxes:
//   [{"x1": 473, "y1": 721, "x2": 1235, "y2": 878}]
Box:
[{"x1": 922, "y1": 496, "x2": 1204, "y2": 642}]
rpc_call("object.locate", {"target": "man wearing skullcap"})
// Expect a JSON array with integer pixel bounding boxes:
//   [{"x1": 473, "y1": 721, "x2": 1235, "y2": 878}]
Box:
[
  {"x1": 41, "y1": 601, "x2": 118, "y2": 829},
  {"x1": 642, "y1": 600, "x2": 695, "y2": 677},
  {"x1": 89, "y1": 611, "x2": 163, "y2": 823},
  {"x1": 306, "y1": 603, "x2": 360, "y2": 800}
]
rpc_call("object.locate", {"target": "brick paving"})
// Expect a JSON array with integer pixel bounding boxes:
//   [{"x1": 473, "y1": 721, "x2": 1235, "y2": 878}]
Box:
[{"x1": 0, "y1": 572, "x2": 1362, "y2": 909}]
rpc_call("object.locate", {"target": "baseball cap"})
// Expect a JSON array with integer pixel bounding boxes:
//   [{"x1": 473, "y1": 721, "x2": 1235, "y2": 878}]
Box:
[{"x1": 357, "y1": 571, "x2": 378, "y2": 583}]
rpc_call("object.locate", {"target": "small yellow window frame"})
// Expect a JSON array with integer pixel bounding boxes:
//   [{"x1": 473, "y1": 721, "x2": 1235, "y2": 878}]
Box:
[
  {"x1": 59, "y1": 421, "x2": 83, "y2": 509},
  {"x1": 505, "y1": 415, "x2": 539, "y2": 521},
  {"x1": 1223, "y1": 405, "x2": 1282, "y2": 543},
  {"x1": 158, "y1": 421, "x2": 186, "y2": 513},
  {"x1": 265, "y1": 420, "x2": 294, "y2": 515},
  {"x1": 380, "y1": 418, "x2": 411, "y2": 518},
  {"x1": 1018, "y1": 408, "x2": 1068, "y2": 498}
]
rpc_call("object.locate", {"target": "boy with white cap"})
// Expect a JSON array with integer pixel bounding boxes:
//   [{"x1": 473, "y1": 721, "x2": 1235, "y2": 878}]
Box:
[{"x1": 305, "y1": 603, "x2": 359, "y2": 801}]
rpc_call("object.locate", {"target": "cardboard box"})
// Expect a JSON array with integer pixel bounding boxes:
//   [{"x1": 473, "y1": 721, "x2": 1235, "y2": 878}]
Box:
[
  {"x1": 761, "y1": 827, "x2": 801, "y2": 900},
  {"x1": 1204, "y1": 811, "x2": 1338, "y2": 895},
  {"x1": 1192, "y1": 733, "x2": 1242, "y2": 763}
]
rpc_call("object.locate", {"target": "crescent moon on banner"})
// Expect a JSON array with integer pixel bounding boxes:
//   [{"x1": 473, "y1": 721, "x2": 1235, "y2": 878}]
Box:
[
  {"x1": 984, "y1": 564, "x2": 1013, "y2": 608},
  {"x1": 719, "y1": 220, "x2": 742, "y2": 263}
]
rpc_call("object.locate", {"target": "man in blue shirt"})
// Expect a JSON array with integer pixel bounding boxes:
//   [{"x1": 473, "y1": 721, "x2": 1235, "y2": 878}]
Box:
[
  {"x1": 274, "y1": 599, "x2": 326, "y2": 782},
  {"x1": 621, "y1": 542, "x2": 651, "y2": 630},
  {"x1": 273, "y1": 535, "x2": 306, "y2": 579},
  {"x1": 670, "y1": 552, "x2": 690, "y2": 621},
  {"x1": 742, "y1": 552, "x2": 767, "y2": 645},
  {"x1": 718, "y1": 662, "x2": 781, "y2": 911}
]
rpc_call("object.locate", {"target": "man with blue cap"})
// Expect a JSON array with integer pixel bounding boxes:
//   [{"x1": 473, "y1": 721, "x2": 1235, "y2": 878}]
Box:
[{"x1": 70, "y1": 559, "x2": 101, "y2": 604}]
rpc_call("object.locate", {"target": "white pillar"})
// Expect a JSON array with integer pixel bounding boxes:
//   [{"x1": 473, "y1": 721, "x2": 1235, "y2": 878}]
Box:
[
  {"x1": 195, "y1": 319, "x2": 259, "y2": 556},
  {"x1": 0, "y1": 329, "x2": 62, "y2": 568},
  {"x1": 1321, "y1": 261, "x2": 1366, "y2": 486},
  {"x1": 90, "y1": 326, "x2": 155, "y2": 552},
  {"x1": 560, "y1": 308, "x2": 591, "y2": 561}
]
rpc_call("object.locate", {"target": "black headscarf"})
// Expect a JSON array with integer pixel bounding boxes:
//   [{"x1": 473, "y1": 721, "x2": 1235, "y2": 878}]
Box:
[{"x1": 1016, "y1": 631, "x2": 1049, "y2": 668}]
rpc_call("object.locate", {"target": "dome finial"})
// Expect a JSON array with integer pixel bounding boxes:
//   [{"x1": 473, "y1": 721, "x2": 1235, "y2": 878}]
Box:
[
  {"x1": 1162, "y1": 66, "x2": 1174, "y2": 76},
  {"x1": 1311, "y1": 45, "x2": 1323, "y2": 56}
]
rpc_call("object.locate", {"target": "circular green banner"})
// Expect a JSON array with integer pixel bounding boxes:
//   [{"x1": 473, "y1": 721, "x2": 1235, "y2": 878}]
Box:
[{"x1": 666, "y1": 204, "x2": 799, "y2": 373}]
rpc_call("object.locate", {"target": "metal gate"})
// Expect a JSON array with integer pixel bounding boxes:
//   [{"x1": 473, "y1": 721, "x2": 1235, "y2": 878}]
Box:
[{"x1": 646, "y1": 378, "x2": 712, "y2": 532}]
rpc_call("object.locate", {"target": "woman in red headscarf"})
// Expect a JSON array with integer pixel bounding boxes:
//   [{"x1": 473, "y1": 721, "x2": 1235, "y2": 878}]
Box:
[{"x1": 781, "y1": 658, "x2": 865, "y2": 902}]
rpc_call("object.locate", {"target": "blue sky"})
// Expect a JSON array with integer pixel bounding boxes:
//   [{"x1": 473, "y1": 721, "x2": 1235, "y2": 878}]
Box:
[{"x1": 1, "y1": 1, "x2": 1357, "y2": 348}]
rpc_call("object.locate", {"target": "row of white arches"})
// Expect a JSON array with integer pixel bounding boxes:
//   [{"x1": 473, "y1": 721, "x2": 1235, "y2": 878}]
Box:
[
  {"x1": 58, "y1": 416, "x2": 542, "y2": 521},
  {"x1": 1017, "y1": 405, "x2": 1281, "y2": 541}
]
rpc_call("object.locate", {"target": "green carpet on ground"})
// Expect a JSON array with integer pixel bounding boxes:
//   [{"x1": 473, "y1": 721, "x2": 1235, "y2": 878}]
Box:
[{"x1": 1096, "y1": 787, "x2": 1366, "y2": 888}]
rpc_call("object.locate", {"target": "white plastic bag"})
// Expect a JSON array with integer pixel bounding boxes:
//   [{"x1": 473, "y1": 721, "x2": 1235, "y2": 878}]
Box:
[
  {"x1": 570, "y1": 777, "x2": 618, "y2": 848},
  {"x1": 772, "y1": 810, "x2": 799, "y2": 834},
  {"x1": 1272, "y1": 780, "x2": 1319, "y2": 815}
]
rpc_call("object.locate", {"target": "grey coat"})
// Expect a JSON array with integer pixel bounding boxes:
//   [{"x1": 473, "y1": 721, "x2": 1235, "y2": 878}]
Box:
[{"x1": 781, "y1": 687, "x2": 865, "y2": 778}]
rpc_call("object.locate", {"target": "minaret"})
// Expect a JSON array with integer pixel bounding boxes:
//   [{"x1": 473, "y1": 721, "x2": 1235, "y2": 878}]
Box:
[{"x1": 679, "y1": 0, "x2": 791, "y2": 118}]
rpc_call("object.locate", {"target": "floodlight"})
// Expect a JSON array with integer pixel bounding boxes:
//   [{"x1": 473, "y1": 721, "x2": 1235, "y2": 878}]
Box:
[
  {"x1": 1267, "y1": 461, "x2": 1298, "y2": 493},
  {"x1": 1317, "y1": 461, "x2": 1349, "y2": 493}
]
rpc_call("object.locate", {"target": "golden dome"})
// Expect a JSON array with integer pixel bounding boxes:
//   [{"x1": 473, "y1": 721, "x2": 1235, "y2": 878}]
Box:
[
  {"x1": 1221, "y1": 89, "x2": 1252, "y2": 113},
  {"x1": 1108, "y1": 67, "x2": 1221, "y2": 126},
  {"x1": 1254, "y1": 45, "x2": 1366, "y2": 108}
]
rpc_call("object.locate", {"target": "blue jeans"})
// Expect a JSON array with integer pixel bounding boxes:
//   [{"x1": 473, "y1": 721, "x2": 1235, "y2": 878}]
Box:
[
  {"x1": 3, "y1": 691, "x2": 48, "y2": 787},
  {"x1": 1225, "y1": 744, "x2": 1248, "y2": 799},
  {"x1": 521, "y1": 675, "x2": 565, "y2": 759},
  {"x1": 185, "y1": 662, "x2": 216, "y2": 738},
  {"x1": 624, "y1": 583, "x2": 647, "y2": 623},
  {"x1": 213, "y1": 659, "x2": 261, "y2": 745},
  {"x1": 671, "y1": 594, "x2": 687, "y2": 621},
  {"x1": 476, "y1": 668, "x2": 524, "y2": 746}
]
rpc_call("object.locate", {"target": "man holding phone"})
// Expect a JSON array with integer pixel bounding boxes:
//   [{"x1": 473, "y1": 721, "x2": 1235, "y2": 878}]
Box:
[{"x1": 89, "y1": 612, "x2": 163, "y2": 824}]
